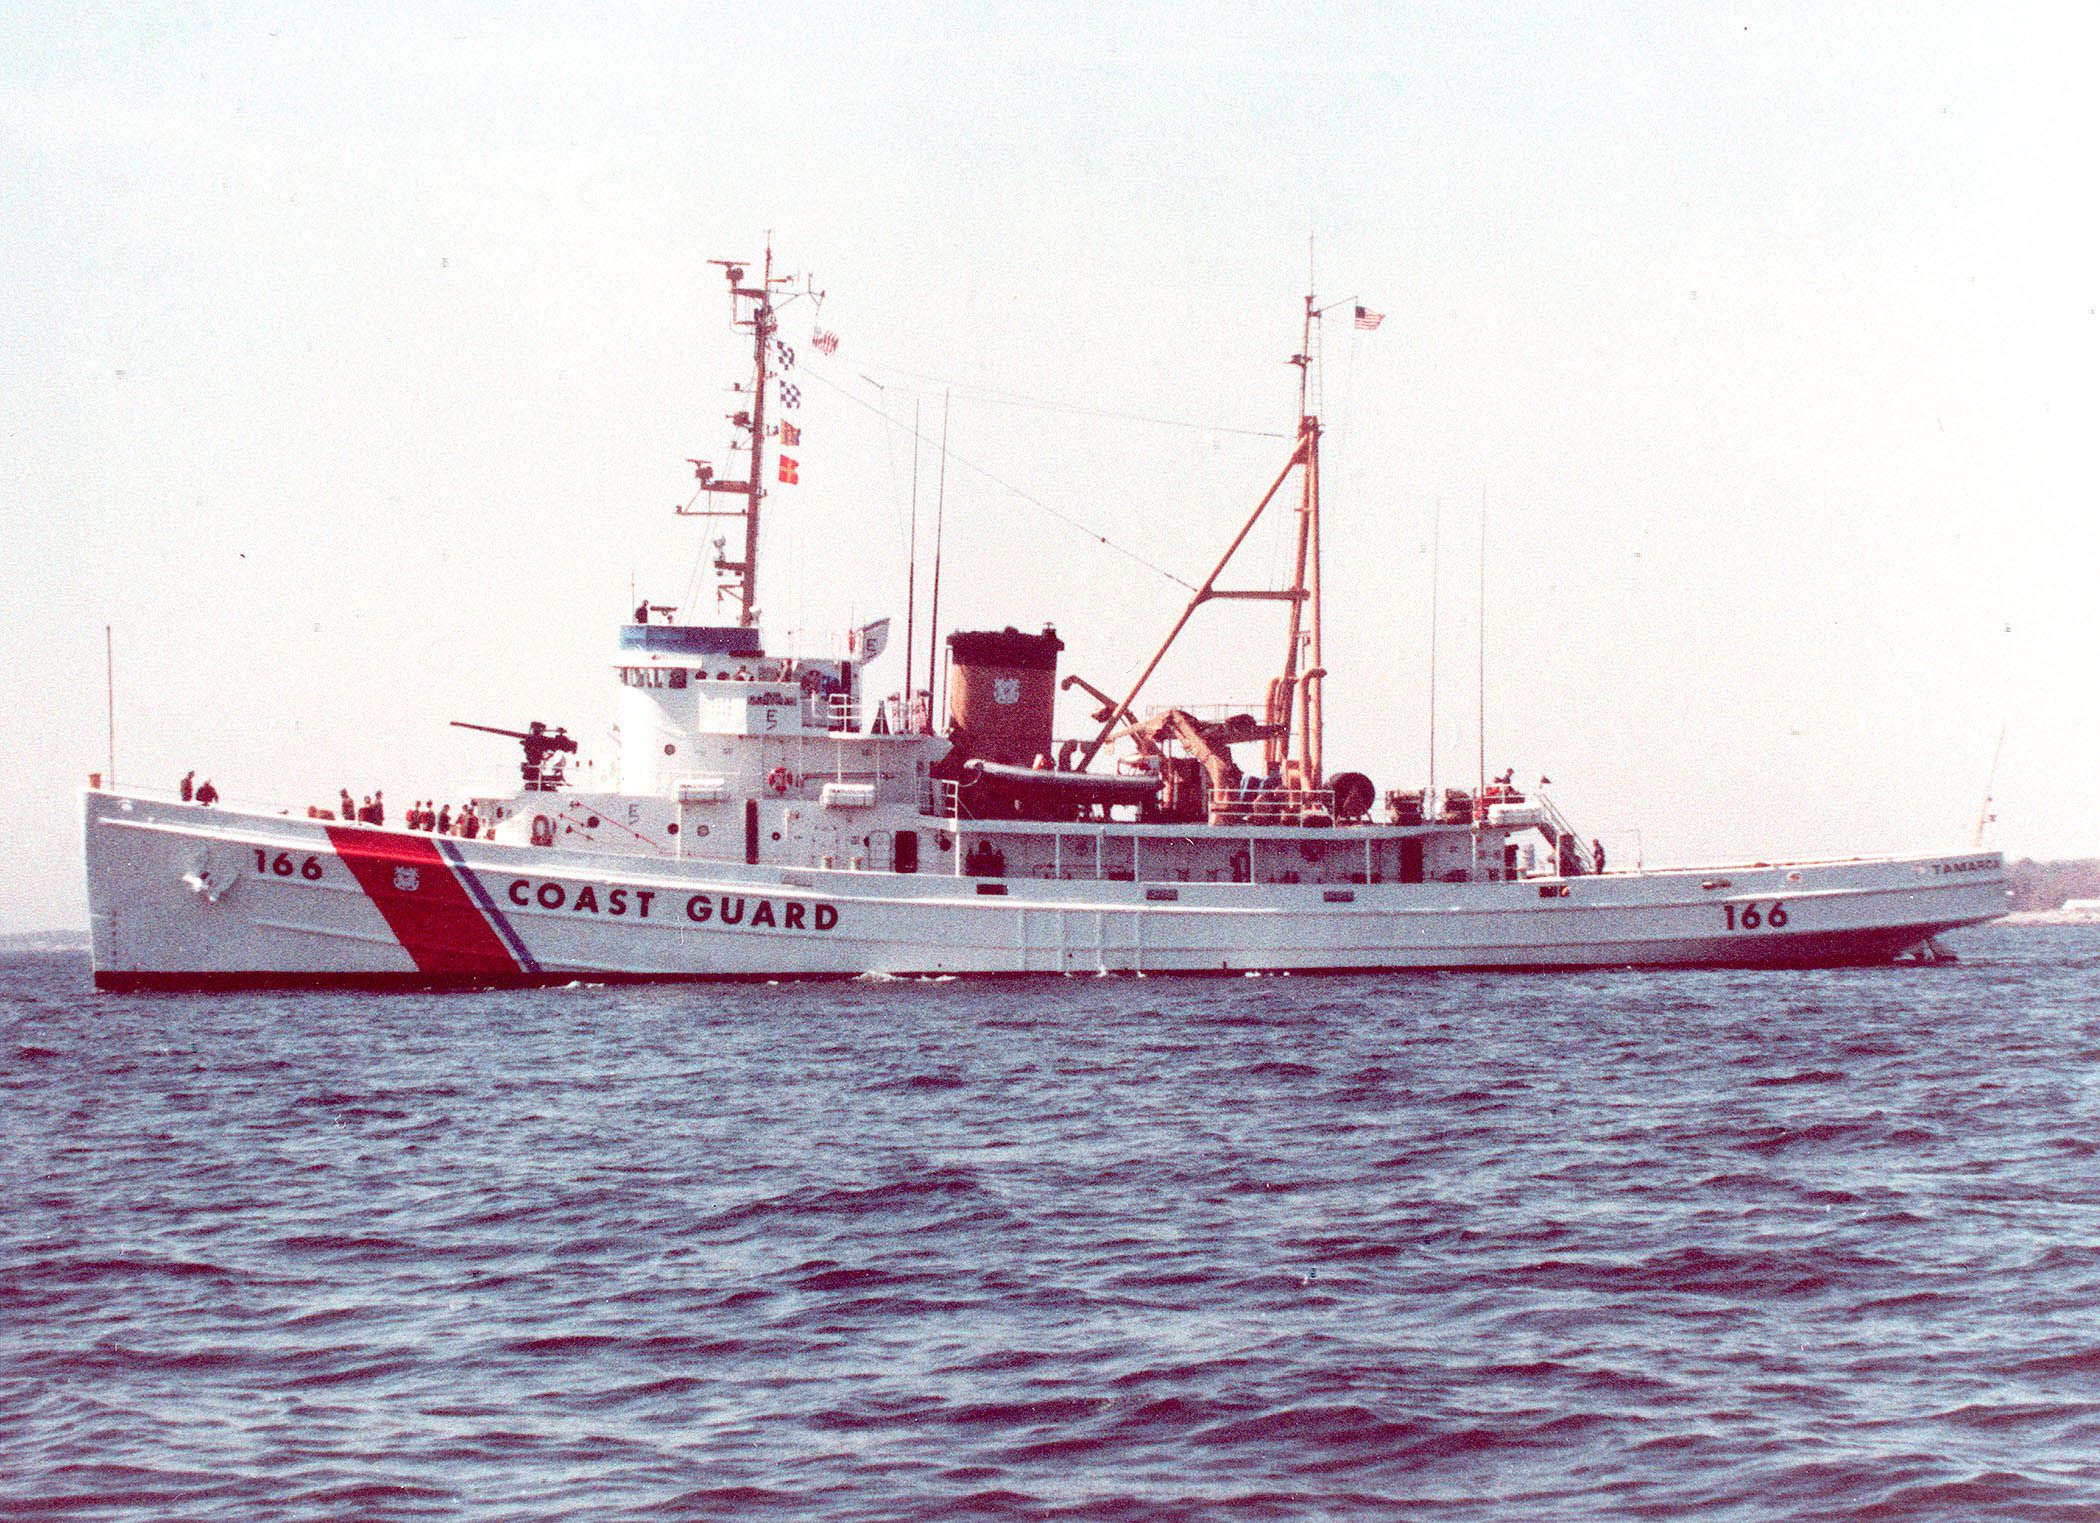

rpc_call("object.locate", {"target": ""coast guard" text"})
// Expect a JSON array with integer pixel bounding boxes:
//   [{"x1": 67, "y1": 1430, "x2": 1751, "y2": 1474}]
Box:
[{"x1": 504, "y1": 877, "x2": 837, "y2": 931}]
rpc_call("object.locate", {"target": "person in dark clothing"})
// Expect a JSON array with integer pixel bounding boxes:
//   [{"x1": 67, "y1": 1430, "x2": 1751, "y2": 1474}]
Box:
[
  {"x1": 371, "y1": 791, "x2": 385, "y2": 827},
  {"x1": 437, "y1": 804, "x2": 452, "y2": 835},
  {"x1": 179, "y1": 771, "x2": 195, "y2": 802},
  {"x1": 340, "y1": 789, "x2": 355, "y2": 822},
  {"x1": 195, "y1": 779, "x2": 219, "y2": 807},
  {"x1": 1592, "y1": 839, "x2": 1606, "y2": 874}
]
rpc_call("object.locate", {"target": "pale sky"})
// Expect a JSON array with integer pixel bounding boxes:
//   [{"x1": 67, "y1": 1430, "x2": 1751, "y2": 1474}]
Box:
[{"x1": 3, "y1": 4, "x2": 2095, "y2": 931}]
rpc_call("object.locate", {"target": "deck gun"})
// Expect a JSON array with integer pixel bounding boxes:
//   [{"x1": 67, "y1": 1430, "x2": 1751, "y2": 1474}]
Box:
[{"x1": 451, "y1": 720, "x2": 578, "y2": 791}]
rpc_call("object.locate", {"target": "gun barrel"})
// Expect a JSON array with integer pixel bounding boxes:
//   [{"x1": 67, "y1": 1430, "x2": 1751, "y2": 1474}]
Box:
[{"x1": 450, "y1": 720, "x2": 530, "y2": 740}]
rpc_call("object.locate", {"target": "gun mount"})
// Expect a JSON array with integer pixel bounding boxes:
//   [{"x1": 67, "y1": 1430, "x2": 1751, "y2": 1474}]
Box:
[{"x1": 451, "y1": 720, "x2": 578, "y2": 791}]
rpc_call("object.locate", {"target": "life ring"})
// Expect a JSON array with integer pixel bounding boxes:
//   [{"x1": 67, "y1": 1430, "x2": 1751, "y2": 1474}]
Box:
[
  {"x1": 766, "y1": 767, "x2": 792, "y2": 796},
  {"x1": 530, "y1": 814, "x2": 554, "y2": 847}
]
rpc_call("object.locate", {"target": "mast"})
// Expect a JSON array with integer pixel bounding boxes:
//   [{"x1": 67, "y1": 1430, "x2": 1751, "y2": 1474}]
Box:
[
  {"x1": 1303, "y1": 308, "x2": 1326, "y2": 786},
  {"x1": 1974, "y1": 721, "x2": 2008, "y2": 848},
  {"x1": 1274, "y1": 288, "x2": 1327, "y2": 788},
  {"x1": 1477, "y1": 486, "x2": 1488, "y2": 808},
  {"x1": 1276, "y1": 292, "x2": 1316, "y2": 784},
  {"x1": 738, "y1": 243, "x2": 774, "y2": 629},
  {"x1": 1294, "y1": 263, "x2": 1329, "y2": 789},
  {"x1": 926, "y1": 391, "x2": 950, "y2": 729},
  {"x1": 1427, "y1": 502, "x2": 1440, "y2": 811},
  {"x1": 687, "y1": 239, "x2": 793, "y2": 628},
  {"x1": 904, "y1": 400, "x2": 920, "y2": 721}
]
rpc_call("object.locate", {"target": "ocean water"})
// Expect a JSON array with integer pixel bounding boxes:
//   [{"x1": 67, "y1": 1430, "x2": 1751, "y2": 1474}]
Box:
[{"x1": 6, "y1": 925, "x2": 2100, "y2": 1521}]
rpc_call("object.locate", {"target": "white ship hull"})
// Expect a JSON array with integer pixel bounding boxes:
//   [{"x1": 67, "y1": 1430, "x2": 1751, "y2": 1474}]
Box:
[{"x1": 84, "y1": 791, "x2": 2011, "y2": 989}]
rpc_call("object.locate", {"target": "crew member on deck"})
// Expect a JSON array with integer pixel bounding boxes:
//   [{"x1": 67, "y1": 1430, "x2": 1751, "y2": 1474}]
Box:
[
  {"x1": 179, "y1": 771, "x2": 195, "y2": 802},
  {"x1": 195, "y1": 779, "x2": 218, "y2": 807},
  {"x1": 1593, "y1": 839, "x2": 1606, "y2": 874}
]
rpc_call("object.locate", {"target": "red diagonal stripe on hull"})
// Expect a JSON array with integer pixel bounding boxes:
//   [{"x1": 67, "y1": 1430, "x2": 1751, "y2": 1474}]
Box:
[{"x1": 324, "y1": 828, "x2": 520, "y2": 977}]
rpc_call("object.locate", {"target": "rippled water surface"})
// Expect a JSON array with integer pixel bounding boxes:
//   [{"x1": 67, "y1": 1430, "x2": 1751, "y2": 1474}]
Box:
[{"x1": 7, "y1": 925, "x2": 2100, "y2": 1520}]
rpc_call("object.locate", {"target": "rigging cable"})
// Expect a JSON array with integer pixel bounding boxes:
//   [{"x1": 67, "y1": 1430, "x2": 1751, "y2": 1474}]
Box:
[
  {"x1": 840, "y1": 366, "x2": 1290, "y2": 440},
  {"x1": 798, "y1": 361, "x2": 1197, "y2": 592}
]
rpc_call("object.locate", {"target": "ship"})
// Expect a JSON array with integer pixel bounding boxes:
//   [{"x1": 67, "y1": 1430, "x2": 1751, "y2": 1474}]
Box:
[{"x1": 81, "y1": 248, "x2": 2009, "y2": 988}]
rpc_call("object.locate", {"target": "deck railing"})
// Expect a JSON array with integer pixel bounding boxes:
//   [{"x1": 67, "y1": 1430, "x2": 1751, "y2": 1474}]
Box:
[
  {"x1": 804, "y1": 692, "x2": 860, "y2": 731},
  {"x1": 1206, "y1": 786, "x2": 1337, "y2": 824}
]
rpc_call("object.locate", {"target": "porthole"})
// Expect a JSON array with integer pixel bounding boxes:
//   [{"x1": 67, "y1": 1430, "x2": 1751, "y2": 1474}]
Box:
[
  {"x1": 664, "y1": 744, "x2": 676, "y2": 755},
  {"x1": 586, "y1": 815, "x2": 601, "y2": 828},
  {"x1": 667, "y1": 822, "x2": 679, "y2": 835}
]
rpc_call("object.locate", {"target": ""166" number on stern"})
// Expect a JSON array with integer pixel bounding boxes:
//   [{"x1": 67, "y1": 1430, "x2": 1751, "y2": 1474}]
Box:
[{"x1": 1723, "y1": 901, "x2": 1788, "y2": 931}]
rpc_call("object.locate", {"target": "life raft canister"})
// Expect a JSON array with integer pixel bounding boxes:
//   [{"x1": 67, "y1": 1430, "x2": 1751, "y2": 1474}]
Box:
[
  {"x1": 530, "y1": 814, "x2": 554, "y2": 847},
  {"x1": 766, "y1": 767, "x2": 792, "y2": 796}
]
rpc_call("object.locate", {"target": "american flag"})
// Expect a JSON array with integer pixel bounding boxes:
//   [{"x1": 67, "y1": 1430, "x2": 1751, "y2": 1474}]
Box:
[
  {"x1": 1354, "y1": 305, "x2": 1385, "y2": 331},
  {"x1": 811, "y1": 329, "x2": 840, "y2": 356}
]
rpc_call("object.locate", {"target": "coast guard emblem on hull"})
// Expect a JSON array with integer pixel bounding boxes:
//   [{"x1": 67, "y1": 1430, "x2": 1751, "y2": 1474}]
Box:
[{"x1": 393, "y1": 866, "x2": 422, "y2": 893}]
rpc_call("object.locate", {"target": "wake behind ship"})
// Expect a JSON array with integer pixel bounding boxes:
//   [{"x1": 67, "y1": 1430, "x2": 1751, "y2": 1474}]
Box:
[{"x1": 82, "y1": 249, "x2": 2009, "y2": 988}]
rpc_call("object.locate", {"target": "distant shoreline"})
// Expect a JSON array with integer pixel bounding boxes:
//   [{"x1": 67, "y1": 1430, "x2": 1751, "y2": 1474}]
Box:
[
  {"x1": 2003, "y1": 858, "x2": 2100, "y2": 913},
  {"x1": 0, "y1": 931, "x2": 90, "y2": 952}
]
